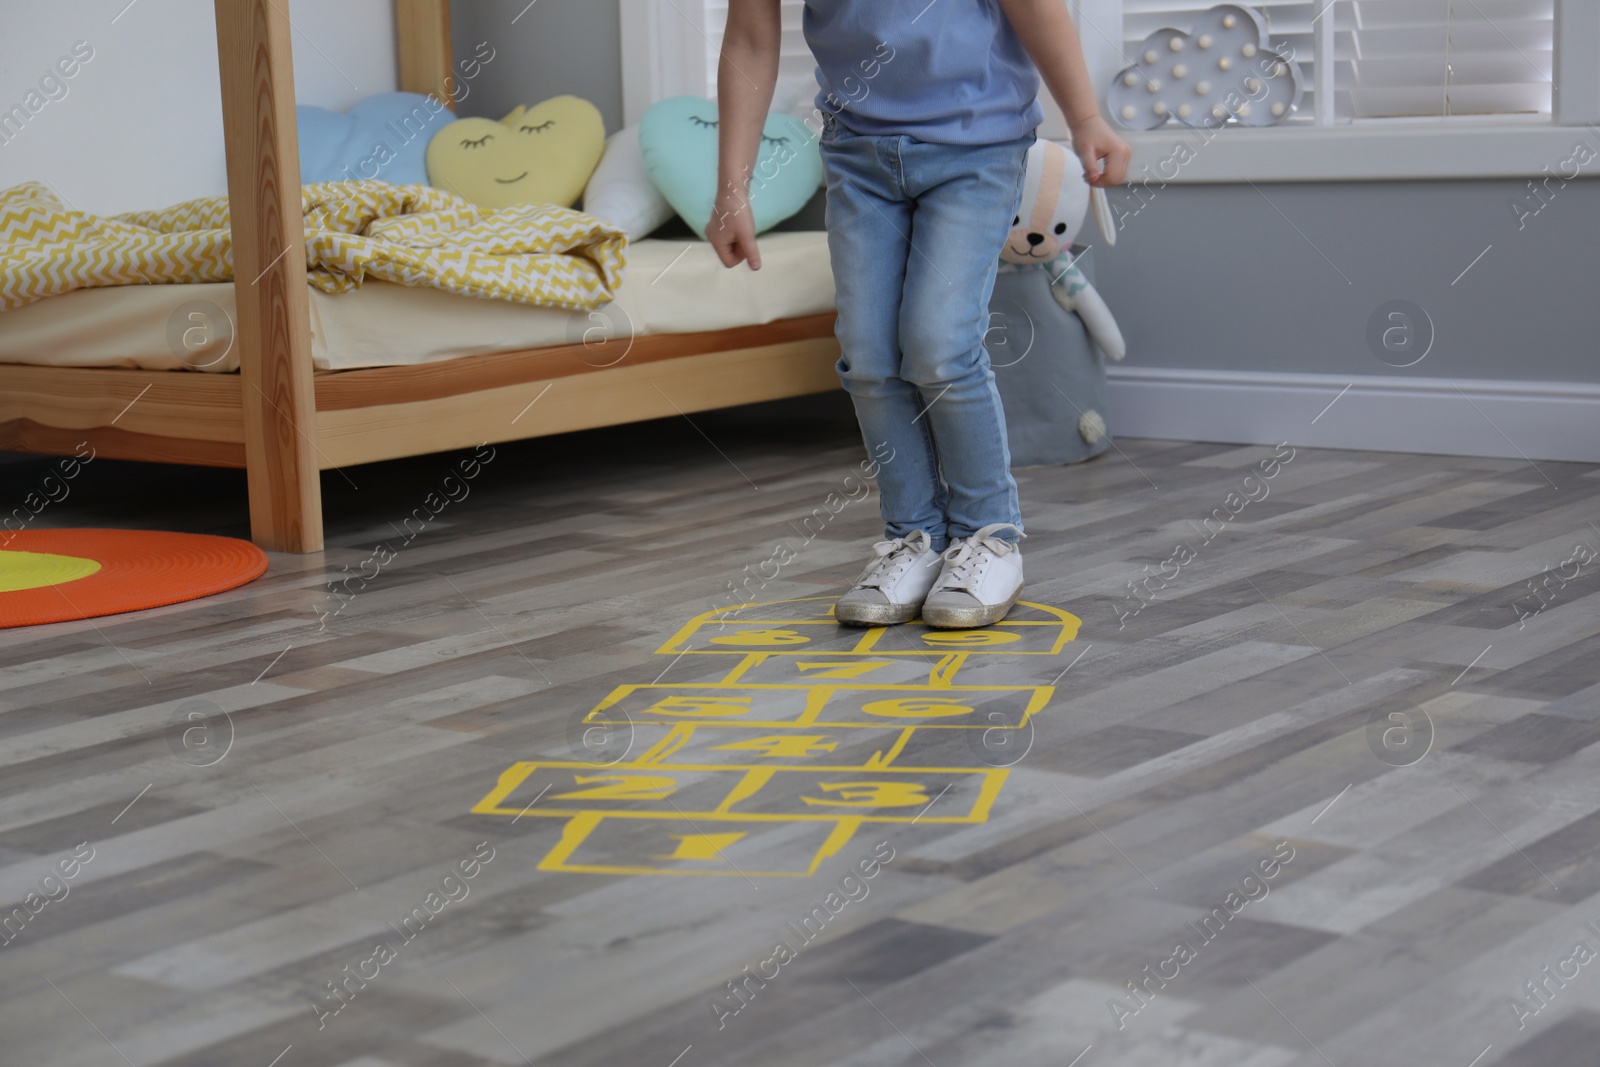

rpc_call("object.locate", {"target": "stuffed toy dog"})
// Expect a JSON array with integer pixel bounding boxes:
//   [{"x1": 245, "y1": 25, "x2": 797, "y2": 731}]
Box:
[{"x1": 988, "y1": 138, "x2": 1125, "y2": 465}]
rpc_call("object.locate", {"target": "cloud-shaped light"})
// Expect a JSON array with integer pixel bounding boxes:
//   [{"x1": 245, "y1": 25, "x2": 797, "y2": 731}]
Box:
[{"x1": 1106, "y1": 3, "x2": 1303, "y2": 130}]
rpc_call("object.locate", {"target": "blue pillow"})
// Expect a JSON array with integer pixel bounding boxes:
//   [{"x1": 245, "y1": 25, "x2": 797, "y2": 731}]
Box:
[
  {"x1": 297, "y1": 92, "x2": 454, "y2": 186},
  {"x1": 639, "y1": 96, "x2": 822, "y2": 239}
]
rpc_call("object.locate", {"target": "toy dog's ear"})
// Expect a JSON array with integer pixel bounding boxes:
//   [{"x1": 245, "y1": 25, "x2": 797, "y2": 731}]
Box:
[{"x1": 1090, "y1": 187, "x2": 1116, "y2": 247}]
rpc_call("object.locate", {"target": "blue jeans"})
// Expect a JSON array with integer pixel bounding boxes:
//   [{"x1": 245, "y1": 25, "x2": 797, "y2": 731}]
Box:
[{"x1": 819, "y1": 115, "x2": 1033, "y2": 551}]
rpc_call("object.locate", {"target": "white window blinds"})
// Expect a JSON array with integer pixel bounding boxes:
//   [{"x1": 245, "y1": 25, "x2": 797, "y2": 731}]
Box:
[
  {"x1": 1337, "y1": 0, "x2": 1555, "y2": 119},
  {"x1": 704, "y1": 0, "x2": 819, "y2": 111},
  {"x1": 1125, "y1": 0, "x2": 1555, "y2": 122}
]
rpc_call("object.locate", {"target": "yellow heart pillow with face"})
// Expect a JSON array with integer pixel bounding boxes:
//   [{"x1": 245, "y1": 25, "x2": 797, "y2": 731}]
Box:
[{"x1": 426, "y1": 96, "x2": 605, "y2": 209}]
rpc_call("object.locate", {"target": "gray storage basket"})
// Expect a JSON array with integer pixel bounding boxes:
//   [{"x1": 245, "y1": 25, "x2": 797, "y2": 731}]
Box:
[{"x1": 986, "y1": 248, "x2": 1112, "y2": 467}]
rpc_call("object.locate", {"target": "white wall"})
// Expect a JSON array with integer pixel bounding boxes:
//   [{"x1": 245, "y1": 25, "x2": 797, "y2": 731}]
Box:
[{"x1": 0, "y1": 0, "x2": 397, "y2": 214}]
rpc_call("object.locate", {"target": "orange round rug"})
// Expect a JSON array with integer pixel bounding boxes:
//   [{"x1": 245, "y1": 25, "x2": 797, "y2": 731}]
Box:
[{"x1": 0, "y1": 529, "x2": 268, "y2": 628}]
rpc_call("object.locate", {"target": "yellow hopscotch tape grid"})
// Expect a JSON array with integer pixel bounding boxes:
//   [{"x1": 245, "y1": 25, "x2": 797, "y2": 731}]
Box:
[
  {"x1": 711, "y1": 651, "x2": 970, "y2": 686},
  {"x1": 0, "y1": 180, "x2": 626, "y2": 311},
  {"x1": 584, "y1": 681, "x2": 1054, "y2": 729},
  {"x1": 473, "y1": 595, "x2": 1081, "y2": 878},
  {"x1": 657, "y1": 598, "x2": 1080, "y2": 656},
  {"x1": 472, "y1": 761, "x2": 1007, "y2": 824},
  {"x1": 630, "y1": 722, "x2": 923, "y2": 771},
  {"x1": 711, "y1": 651, "x2": 978, "y2": 688},
  {"x1": 538, "y1": 813, "x2": 864, "y2": 878}
]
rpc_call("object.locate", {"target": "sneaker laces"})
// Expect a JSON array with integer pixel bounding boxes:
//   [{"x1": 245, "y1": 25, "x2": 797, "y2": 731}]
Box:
[
  {"x1": 935, "y1": 523, "x2": 1022, "y2": 593},
  {"x1": 857, "y1": 530, "x2": 933, "y2": 589}
]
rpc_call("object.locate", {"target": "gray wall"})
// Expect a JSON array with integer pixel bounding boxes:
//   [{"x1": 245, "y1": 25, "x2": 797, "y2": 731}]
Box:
[
  {"x1": 1096, "y1": 178, "x2": 1600, "y2": 384},
  {"x1": 450, "y1": 0, "x2": 625, "y2": 131},
  {"x1": 454, "y1": 2, "x2": 1600, "y2": 385}
]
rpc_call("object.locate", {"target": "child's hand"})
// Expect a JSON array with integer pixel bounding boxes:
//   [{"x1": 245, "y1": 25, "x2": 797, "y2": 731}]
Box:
[
  {"x1": 1069, "y1": 114, "x2": 1131, "y2": 188},
  {"x1": 709, "y1": 187, "x2": 762, "y2": 270}
]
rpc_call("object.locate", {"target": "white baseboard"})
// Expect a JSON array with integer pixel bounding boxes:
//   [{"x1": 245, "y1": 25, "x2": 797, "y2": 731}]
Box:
[{"x1": 1106, "y1": 367, "x2": 1600, "y2": 464}]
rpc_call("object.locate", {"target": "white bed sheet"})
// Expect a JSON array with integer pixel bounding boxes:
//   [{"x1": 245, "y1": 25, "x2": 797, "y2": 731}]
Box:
[{"x1": 0, "y1": 232, "x2": 835, "y2": 373}]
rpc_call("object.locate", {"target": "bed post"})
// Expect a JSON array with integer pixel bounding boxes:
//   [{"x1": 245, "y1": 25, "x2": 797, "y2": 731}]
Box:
[
  {"x1": 395, "y1": 0, "x2": 456, "y2": 108},
  {"x1": 215, "y1": 0, "x2": 324, "y2": 554}
]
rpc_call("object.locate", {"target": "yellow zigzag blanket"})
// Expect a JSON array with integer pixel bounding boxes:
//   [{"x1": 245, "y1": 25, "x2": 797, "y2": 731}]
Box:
[{"x1": 0, "y1": 180, "x2": 627, "y2": 312}]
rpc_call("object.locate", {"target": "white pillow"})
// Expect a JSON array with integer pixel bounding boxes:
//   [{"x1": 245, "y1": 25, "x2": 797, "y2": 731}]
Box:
[{"x1": 582, "y1": 126, "x2": 675, "y2": 241}]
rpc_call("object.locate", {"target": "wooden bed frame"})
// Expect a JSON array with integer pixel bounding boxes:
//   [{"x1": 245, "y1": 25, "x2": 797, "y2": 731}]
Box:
[{"x1": 0, "y1": 0, "x2": 840, "y2": 553}]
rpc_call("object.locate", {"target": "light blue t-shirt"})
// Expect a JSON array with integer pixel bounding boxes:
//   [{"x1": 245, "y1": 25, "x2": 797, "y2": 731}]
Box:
[{"x1": 803, "y1": 0, "x2": 1043, "y2": 145}]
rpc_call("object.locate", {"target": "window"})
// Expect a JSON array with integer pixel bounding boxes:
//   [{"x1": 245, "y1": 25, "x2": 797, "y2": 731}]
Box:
[
  {"x1": 1099, "y1": 0, "x2": 1595, "y2": 179},
  {"x1": 1337, "y1": 0, "x2": 1554, "y2": 120},
  {"x1": 619, "y1": 0, "x2": 815, "y2": 126},
  {"x1": 1121, "y1": 0, "x2": 1556, "y2": 123},
  {"x1": 625, "y1": 0, "x2": 1599, "y2": 180},
  {"x1": 704, "y1": 0, "x2": 819, "y2": 111}
]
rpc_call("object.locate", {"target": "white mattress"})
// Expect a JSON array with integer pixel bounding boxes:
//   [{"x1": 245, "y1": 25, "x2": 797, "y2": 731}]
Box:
[{"x1": 0, "y1": 233, "x2": 835, "y2": 373}]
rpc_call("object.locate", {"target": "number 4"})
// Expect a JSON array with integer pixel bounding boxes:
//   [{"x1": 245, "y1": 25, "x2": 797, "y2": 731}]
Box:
[{"x1": 712, "y1": 735, "x2": 838, "y2": 758}]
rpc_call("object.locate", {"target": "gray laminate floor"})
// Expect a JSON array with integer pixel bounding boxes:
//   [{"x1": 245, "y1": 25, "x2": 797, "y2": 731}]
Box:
[{"x1": 3, "y1": 393, "x2": 1600, "y2": 1067}]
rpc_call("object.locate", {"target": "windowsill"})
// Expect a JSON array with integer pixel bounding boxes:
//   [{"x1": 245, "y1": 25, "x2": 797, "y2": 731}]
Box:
[{"x1": 1114, "y1": 116, "x2": 1599, "y2": 183}]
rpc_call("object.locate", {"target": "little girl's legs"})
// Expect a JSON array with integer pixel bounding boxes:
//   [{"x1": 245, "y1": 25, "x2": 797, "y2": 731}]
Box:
[
  {"x1": 820, "y1": 121, "x2": 951, "y2": 549},
  {"x1": 820, "y1": 121, "x2": 1032, "y2": 548},
  {"x1": 895, "y1": 133, "x2": 1033, "y2": 543},
  {"x1": 820, "y1": 120, "x2": 1032, "y2": 628}
]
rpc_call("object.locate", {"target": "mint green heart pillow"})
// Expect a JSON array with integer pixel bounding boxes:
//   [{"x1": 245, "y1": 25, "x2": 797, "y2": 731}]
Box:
[{"x1": 639, "y1": 96, "x2": 822, "y2": 239}]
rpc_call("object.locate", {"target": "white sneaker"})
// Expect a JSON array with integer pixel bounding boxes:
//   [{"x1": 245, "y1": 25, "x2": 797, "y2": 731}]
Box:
[
  {"x1": 836, "y1": 530, "x2": 943, "y2": 626},
  {"x1": 921, "y1": 523, "x2": 1025, "y2": 629}
]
